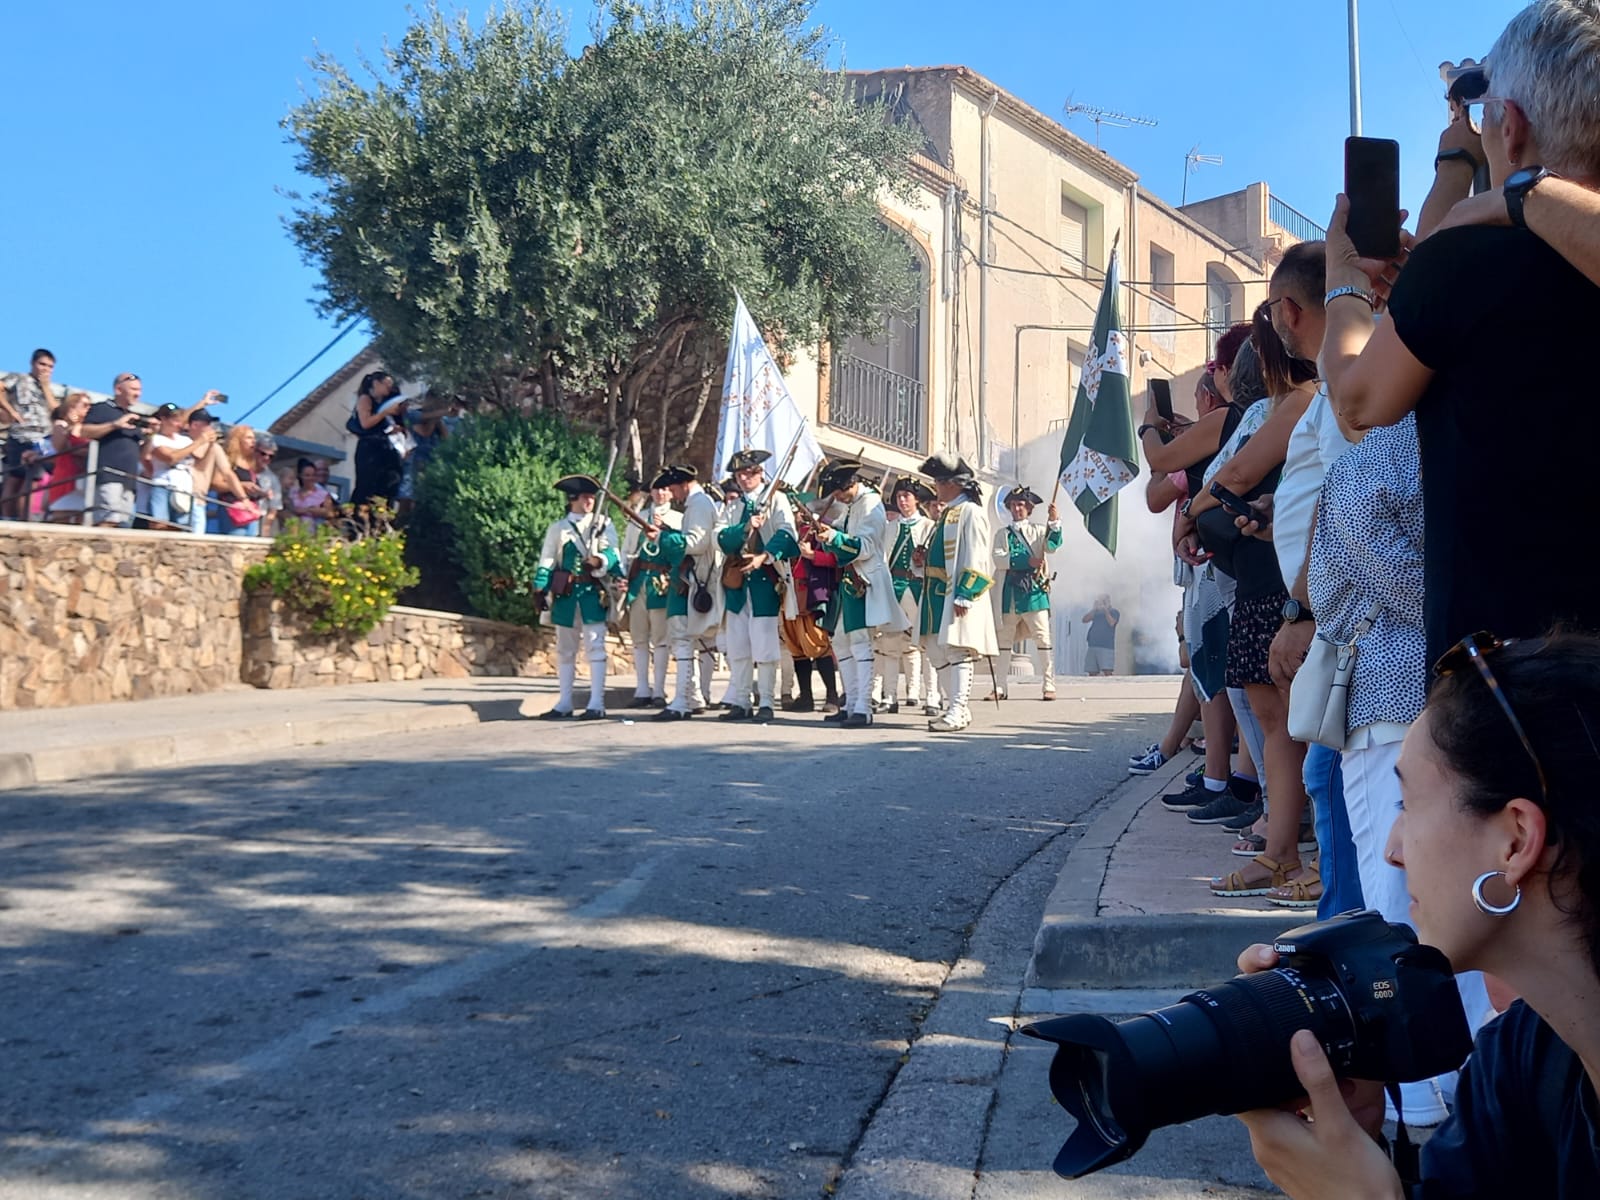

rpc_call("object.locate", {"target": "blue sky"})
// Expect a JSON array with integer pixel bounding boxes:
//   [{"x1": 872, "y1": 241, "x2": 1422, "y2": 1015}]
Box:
[{"x1": 3, "y1": 0, "x2": 1518, "y2": 428}]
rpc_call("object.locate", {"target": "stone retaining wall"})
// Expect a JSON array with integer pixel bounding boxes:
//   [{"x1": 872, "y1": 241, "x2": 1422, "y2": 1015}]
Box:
[
  {"x1": 1, "y1": 523, "x2": 633, "y2": 711},
  {"x1": 0, "y1": 524, "x2": 271, "y2": 709},
  {"x1": 240, "y1": 595, "x2": 632, "y2": 689}
]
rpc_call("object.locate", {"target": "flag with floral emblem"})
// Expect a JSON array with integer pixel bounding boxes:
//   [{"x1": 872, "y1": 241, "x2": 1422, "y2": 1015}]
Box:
[{"x1": 1057, "y1": 249, "x2": 1137, "y2": 554}]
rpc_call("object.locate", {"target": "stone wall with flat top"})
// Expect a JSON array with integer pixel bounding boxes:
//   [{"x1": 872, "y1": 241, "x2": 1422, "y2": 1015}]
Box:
[
  {"x1": 240, "y1": 596, "x2": 631, "y2": 689},
  {"x1": 1, "y1": 522, "x2": 633, "y2": 710},
  {"x1": 0, "y1": 523, "x2": 270, "y2": 709}
]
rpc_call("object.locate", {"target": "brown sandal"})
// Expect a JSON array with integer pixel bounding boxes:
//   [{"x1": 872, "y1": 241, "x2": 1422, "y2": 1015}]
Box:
[
  {"x1": 1210, "y1": 854, "x2": 1300, "y2": 898},
  {"x1": 1267, "y1": 864, "x2": 1324, "y2": 909}
]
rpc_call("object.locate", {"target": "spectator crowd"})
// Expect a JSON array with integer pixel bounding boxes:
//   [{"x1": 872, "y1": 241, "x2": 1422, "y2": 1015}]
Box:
[
  {"x1": 0, "y1": 361, "x2": 455, "y2": 536},
  {"x1": 1131, "y1": 3, "x2": 1600, "y2": 1194}
]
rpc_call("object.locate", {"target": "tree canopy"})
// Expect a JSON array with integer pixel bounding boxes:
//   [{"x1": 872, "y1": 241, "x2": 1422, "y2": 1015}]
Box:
[{"x1": 285, "y1": 0, "x2": 923, "y2": 470}]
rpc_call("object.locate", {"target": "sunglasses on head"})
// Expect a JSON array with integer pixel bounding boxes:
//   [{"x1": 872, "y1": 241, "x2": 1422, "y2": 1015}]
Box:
[{"x1": 1433, "y1": 631, "x2": 1549, "y2": 802}]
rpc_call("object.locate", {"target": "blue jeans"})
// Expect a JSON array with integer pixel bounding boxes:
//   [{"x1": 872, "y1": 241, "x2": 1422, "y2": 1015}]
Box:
[{"x1": 1305, "y1": 743, "x2": 1363, "y2": 919}]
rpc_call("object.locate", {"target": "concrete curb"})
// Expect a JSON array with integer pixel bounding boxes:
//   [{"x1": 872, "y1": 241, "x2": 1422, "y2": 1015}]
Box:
[
  {"x1": 0, "y1": 701, "x2": 505, "y2": 793},
  {"x1": 1028, "y1": 756, "x2": 1304, "y2": 989}
]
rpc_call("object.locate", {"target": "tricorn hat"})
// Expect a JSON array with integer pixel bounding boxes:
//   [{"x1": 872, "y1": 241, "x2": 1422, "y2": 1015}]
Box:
[
  {"x1": 818, "y1": 458, "x2": 864, "y2": 495},
  {"x1": 725, "y1": 448, "x2": 772, "y2": 474},
  {"x1": 704, "y1": 482, "x2": 726, "y2": 503},
  {"x1": 918, "y1": 452, "x2": 975, "y2": 484},
  {"x1": 651, "y1": 463, "x2": 698, "y2": 488},
  {"x1": 1004, "y1": 485, "x2": 1043, "y2": 507},
  {"x1": 554, "y1": 474, "x2": 601, "y2": 497},
  {"x1": 892, "y1": 475, "x2": 935, "y2": 503}
]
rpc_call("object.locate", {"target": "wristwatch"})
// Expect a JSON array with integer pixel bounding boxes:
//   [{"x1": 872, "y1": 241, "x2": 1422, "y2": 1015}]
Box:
[
  {"x1": 1503, "y1": 166, "x2": 1553, "y2": 230},
  {"x1": 1433, "y1": 148, "x2": 1479, "y2": 173},
  {"x1": 1281, "y1": 598, "x2": 1314, "y2": 624},
  {"x1": 1137, "y1": 423, "x2": 1158, "y2": 438}
]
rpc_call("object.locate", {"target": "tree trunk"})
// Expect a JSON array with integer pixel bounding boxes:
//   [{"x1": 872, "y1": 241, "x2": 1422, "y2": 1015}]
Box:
[{"x1": 671, "y1": 365, "x2": 717, "y2": 462}]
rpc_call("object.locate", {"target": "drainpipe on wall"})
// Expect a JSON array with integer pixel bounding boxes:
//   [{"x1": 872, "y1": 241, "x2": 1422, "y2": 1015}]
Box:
[
  {"x1": 1126, "y1": 179, "x2": 1139, "y2": 401},
  {"x1": 977, "y1": 89, "x2": 999, "y2": 471}
]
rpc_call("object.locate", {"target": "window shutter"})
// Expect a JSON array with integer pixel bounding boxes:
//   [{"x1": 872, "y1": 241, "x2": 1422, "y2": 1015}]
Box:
[{"x1": 1059, "y1": 195, "x2": 1088, "y2": 275}]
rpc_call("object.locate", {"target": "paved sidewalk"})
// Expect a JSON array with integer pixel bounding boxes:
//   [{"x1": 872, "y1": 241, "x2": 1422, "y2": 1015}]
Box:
[
  {"x1": 0, "y1": 676, "x2": 558, "y2": 791},
  {"x1": 1030, "y1": 750, "x2": 1307, "y2": 989}
]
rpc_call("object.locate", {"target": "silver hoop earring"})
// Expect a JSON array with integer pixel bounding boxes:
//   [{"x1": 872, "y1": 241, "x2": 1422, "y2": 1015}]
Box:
[{"x1": 1472, "y1": 871, "x2": 1522, "y2": 917}]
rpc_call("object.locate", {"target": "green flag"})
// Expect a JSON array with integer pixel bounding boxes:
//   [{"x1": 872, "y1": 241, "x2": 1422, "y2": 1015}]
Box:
[{"x1": 1056, "y1": 248, "x2": 1137, "y2": 554}]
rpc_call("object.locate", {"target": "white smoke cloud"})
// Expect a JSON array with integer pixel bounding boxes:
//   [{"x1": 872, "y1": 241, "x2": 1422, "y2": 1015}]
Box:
[{"x1": 1002, "y1": 439, "x2": 1182, "y2": 675}]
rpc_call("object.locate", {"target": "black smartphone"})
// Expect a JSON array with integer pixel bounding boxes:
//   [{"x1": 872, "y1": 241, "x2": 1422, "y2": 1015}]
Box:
[
  {"x1": 1150, "y1": 378, "x2": 1174, "y2": 422},
  {"x1": 1209, "y1": 482, "x2": 1260, "y2": 523},
  {"x1": 1345, "y1": 136, "x2": 1401, "y2": 259},
  {"x1": 213, "y1": 393, "x2": 229, "y2": 405}
]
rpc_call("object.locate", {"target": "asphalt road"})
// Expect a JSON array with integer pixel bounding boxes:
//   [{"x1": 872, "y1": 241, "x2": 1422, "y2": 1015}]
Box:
[{"x1": 0, "y1": 681, "x2": 1246, "y2": 1200}]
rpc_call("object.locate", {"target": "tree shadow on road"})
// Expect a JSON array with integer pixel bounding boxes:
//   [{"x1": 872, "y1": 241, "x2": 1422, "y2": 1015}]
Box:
[{"x1": 0, "y1": 707, "x2": 1173, "y2": 1198}]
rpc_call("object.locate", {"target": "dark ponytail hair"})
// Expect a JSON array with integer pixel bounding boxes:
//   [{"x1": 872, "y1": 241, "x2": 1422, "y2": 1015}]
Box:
[
  {"x1": 1427, "y1": 629, "x2": 1600, "y2": 980},
  {"x1": 1252, "y1": 301, "x2": 1318, "y2": 398}
]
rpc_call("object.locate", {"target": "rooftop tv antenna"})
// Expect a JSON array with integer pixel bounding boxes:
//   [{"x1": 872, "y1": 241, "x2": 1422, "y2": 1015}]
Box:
[
  {"x1": 1062, "y1": 98, "x2": 1158, "y2": 150},
  {"x1": 1182, "y1": 144, "x2": 1224, "y2": 205}
]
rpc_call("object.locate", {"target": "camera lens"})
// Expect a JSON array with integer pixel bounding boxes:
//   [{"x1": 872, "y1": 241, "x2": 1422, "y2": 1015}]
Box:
[
  {"x1": 1026, "y1": 968, "x2": 1351, "y2": 1178},
  {"x1": 1022, "y1": 912, "x2": 1472, "y2": 1180}
]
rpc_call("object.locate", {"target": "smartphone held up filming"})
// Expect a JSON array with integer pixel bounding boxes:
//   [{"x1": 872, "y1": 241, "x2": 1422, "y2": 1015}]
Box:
[
  {"x1": 1344, "y1": 136, "x2": 1401, "y2": 260},
  {"x1": 1150, "y1": 378, "x2": 1174, "y2": 423}
]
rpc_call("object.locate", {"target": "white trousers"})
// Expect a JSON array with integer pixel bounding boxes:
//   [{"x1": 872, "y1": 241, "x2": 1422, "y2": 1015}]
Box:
[
  {"x1": 555, "y1": 622, "x2": 608, "y2": 712},
  {"x1": 997, "y1": 608, "x2": 1055, "y2": 694},
  {"x1": 874, "y1": 626, "x2": 923, "y2": 705},
  {"x1": 629, "y1": 603, "x2": 669, "y2": 698},
  {"x1": 725, "y1": 606, "x2": 782, "y2": 710},
  {"x1": 1344, "y1": 736, "x2": 1489, "y2": 1112},
  {"x1": 832, "y1": 628, "x2": 876, "y2": 717},
  {"x1": 668, "y1": 617, "x2": 716, "y2": 713}
]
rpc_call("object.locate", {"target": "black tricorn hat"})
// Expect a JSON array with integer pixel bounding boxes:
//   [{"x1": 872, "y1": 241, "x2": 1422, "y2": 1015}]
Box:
[
  {"x1": 554, "y1": 474, "x2": 601, "y2": 497},
  {"x1": 725, "y1": 448, "x2": 772, "y2": 474},
  {"x1": 892, "y1": 475, "x2": 936, "y2": 502},
  {"x1": 651, "y1": 463, "x2": 698, "y2": 488},
  {"x1": 919, "y1": 452, "x2": 976, "y2": 483},
  {"x1": 818, "y1": 458, "x2": 864, "y2": 494},
  {"x1": 1004, "y1": 485, "x2": 1044, "y2": 507},
  {"x1": 704, "y1": 482, "x2": 726, "y2": 503}
]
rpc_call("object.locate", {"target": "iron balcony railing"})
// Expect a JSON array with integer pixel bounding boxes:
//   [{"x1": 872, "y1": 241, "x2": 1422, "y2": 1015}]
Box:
[
  {"x1": 1269, "y1": 195, "x2": 1327, "y2": 244},
  {"x1": 828, "y1": 353, "x2": 926, "y2": 453}
]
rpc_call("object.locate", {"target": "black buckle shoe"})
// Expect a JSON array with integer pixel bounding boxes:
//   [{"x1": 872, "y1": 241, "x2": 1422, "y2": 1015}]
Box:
[
  {"x1": 654, "y1": 708, "x2": 691, "y2": 722},
  {"x1": 844, "y1": 712, "x2": 872, "y2": 728},
  {"x1": 537, "y1": 708, "x2": 574, "y2": 721},
  {"x1": 719, "y1": 706, "x2": 751, "y2": 721},
  {"x1": 822, "y1": 710, "x2": 849, "y2": 723},
  {"x1": 577, "y1": 709, "x2": 607, "y2": 721},
  {"x1": 756, "y1": 706, "x2": 775, "y2": 722}
]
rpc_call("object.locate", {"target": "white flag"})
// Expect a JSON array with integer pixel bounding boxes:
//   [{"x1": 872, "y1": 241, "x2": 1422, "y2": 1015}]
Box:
[{"x1": 715, "y1": 295, "x2": 824, "y2": 487}]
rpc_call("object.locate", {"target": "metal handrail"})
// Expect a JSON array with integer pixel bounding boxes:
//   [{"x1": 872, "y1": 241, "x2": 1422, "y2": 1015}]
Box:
[{"x1": 1268, "y1": 195, "x2": 1327, "y2": 243}]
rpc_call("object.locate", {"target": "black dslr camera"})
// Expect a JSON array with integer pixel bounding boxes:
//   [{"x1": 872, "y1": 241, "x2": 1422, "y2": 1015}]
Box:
[{"x1": 1022, "y1": 911, "x2": 1472, "y2": 1179}]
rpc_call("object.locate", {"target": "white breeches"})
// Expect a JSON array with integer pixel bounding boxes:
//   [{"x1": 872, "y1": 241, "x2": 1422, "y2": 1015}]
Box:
[{"x1": 997, "y1": 608, "x2": 1055, "y2": 693}]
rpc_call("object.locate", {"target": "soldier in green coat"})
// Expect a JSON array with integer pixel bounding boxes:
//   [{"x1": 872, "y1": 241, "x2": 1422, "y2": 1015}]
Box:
[
  {"x1": 532, "y1": 475, "x2": 623, "y2": 719},
  {"x1": 990, "y1": 485, "x2": 1063, "y2": 700},
  {"x1": 715, "y1": 449, "x2": 802, "y2": 721}
]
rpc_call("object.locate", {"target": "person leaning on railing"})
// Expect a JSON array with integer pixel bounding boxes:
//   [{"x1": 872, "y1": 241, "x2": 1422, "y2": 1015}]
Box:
[{"x1": 41, "y1": 394, "x2": 93, "y2": 523}]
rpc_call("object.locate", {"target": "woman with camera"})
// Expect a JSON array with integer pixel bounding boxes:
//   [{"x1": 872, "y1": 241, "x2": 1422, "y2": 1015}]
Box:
[{"x1": 1237, "y1": 630, "x2": 1600, "y2": 1196}]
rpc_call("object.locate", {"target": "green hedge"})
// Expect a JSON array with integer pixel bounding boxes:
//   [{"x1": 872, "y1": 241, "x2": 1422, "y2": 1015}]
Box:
[{"x1": 415, "y1": 412, "x2": 607, "y2": 626}]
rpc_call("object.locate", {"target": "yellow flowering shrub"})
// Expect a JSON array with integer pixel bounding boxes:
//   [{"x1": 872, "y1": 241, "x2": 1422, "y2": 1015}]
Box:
[{"x1": 245, "y1": 517, "x2": 419, "y2": 638}]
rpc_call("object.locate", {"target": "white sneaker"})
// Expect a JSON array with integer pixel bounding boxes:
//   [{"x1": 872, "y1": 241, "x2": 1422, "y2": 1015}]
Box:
[{"x1": 1128, "y1": 748, "x2": 1169, "y2": 775}]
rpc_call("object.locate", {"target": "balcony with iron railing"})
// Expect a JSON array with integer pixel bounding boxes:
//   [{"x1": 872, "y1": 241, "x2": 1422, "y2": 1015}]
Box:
[
  {"x1": 1268, "y1": 195, "x2": 1327, "y2": 244},
  {"x1": 827, "y1": 353, "x2": 926, "y2": 453}
]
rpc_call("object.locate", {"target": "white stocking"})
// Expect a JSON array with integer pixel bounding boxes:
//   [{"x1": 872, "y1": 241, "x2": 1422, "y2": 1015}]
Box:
[
  {"x1": 556, "y1": 661, "x2": 577, "y2": 712},
  {"x1": 756, "y1": 662, "x2": 777, "y2": 710}
]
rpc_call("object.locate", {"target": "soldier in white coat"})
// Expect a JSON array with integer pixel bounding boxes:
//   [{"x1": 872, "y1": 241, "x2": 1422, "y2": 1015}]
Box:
[
  {"x1": 531, "y1": 475, "x2": 624, "y2": 719},
  {"x1": 813, "y1": 459, "x2": 911, "y2": 728},
  {"x1": 647, "y1": 464, "x2": 725, "y2": 721},
  {"x1": 874, "y1": 476, "x2": 937, "y2": 714},
  {"x1": 917, "y1": 452, "x2": 999, "y2": 732},
  {"x1": 621, "y1": 480, "x2": 681, "y2": 707}
]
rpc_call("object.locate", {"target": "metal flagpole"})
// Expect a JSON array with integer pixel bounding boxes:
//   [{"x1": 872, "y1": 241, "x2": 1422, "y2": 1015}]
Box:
[{"x1": 1348, "y1": 0, "x2": 1364, "y2": 136}]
